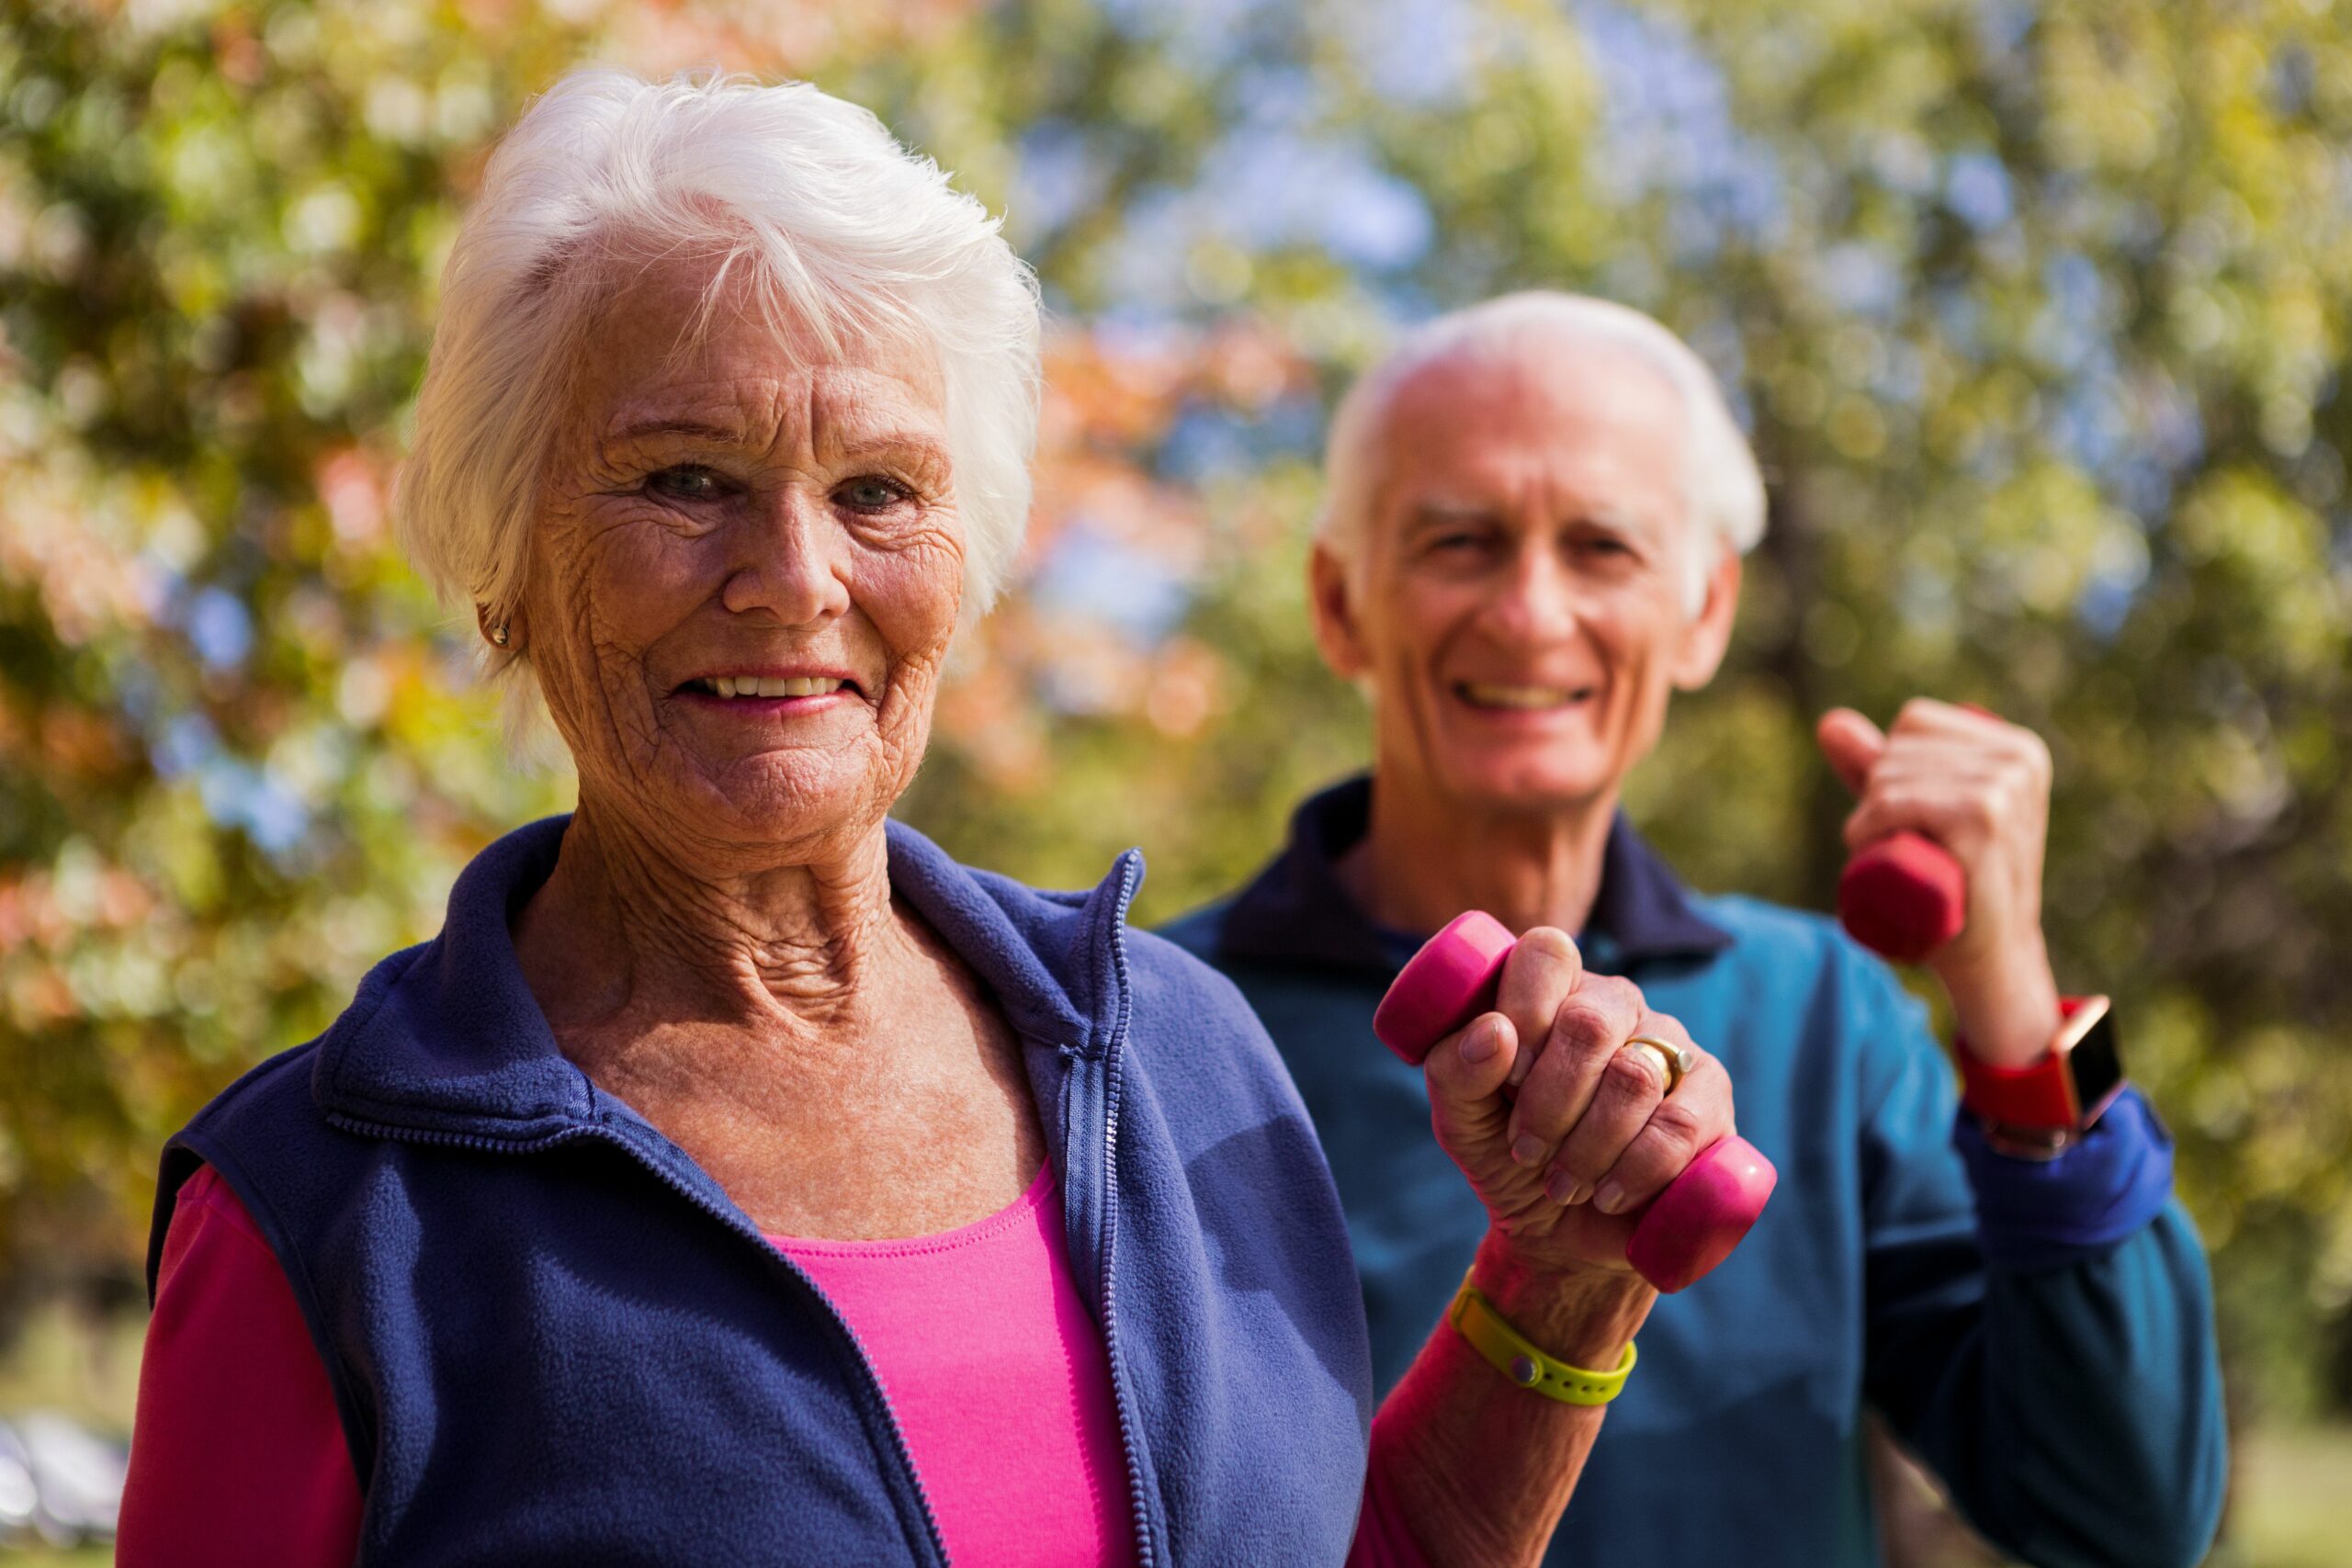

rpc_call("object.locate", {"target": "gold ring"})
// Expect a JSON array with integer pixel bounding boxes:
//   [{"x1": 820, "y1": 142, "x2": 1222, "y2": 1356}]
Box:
[{"x1": 1622, "y1": 1034, "x2": 1693, "y2": 1095}]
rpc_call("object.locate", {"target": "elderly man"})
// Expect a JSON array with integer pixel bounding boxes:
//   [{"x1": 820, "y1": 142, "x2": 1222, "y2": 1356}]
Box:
[{"x1": 1165, "y1": 292, "x2": 2226, "y2": 1568}]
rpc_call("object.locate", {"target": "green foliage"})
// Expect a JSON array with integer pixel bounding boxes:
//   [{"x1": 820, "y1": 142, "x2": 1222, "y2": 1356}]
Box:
[{"x1": 0, "y1": 0, "x2": 2346, "y2": 1457}]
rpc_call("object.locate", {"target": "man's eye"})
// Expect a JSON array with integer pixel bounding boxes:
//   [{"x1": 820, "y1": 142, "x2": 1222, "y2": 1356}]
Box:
[
  {"x1": 646, "y1": 465, "x2": 726, "y2": 502},
  {"x1": 837, "y1": 477, "x2": 910, "y2": 512}
]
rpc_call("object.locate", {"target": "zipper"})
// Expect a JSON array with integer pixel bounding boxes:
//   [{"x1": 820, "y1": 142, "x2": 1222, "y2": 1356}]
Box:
[
  {"x1": 323, "y1": 1111, "x2": 954, "y2": 1568},
  {"x1": 1087, "y1": 852, "x2": 1159, "y2": 1568}
]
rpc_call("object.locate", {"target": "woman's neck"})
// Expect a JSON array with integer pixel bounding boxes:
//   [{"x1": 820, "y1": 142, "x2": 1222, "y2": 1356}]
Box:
[
  {"x1": 1344, "y1": 768, "x2": 1617, "y2": 942},
  {"x1": 511, "y1": 798, "x2": 909, "y2": 1049}
]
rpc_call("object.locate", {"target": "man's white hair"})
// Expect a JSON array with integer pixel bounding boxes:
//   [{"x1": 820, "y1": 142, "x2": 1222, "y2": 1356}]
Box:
[
  {"x1": 393, "y1": 68, "x2": 1042, "y2": 742},
  {"x1": 1316, "y1": 292, "x2": 1767, "y2": 615}
]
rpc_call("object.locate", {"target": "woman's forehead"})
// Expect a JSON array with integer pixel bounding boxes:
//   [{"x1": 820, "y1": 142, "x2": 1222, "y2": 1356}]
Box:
[{"x1": 571, "y1": 254, "x2": 948, "y2": 432}]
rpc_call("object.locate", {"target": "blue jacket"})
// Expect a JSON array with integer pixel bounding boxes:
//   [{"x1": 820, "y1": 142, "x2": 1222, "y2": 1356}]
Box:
[
  {"x1": 1163, "y1": 776, "x2": 2227, "y2": 1568},
  {"x1": 148, "y1": 816, "x2": 1374, "y2": 1566}
]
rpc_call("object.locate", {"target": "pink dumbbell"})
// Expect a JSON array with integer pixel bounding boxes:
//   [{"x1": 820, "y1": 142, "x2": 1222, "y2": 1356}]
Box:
[{"x1": 1373, "y1": 912, "x2": 1777, "y2": 1293}]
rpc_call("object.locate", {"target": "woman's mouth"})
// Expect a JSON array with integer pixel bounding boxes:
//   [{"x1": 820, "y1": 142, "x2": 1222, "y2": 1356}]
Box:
[{"x1": 683, "y1": 675, "x2": 854, "y2": 700}]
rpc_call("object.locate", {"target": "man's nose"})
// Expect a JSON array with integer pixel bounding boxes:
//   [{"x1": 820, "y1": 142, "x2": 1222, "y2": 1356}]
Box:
[
  {"x1": 719, "y1": 486, "x2": 854, "y2": 626},
  {"x1": 1478, "y1": 541, "x2": 1582, "y2": 646}
]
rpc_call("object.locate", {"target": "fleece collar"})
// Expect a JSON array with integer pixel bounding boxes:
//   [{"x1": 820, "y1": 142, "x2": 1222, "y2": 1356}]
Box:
[
  {"x1": 310, "y1": 814, "x2": 1140, "y2": 1142},
  {"x1": 1216, "y1": 773, "x2": 1732, "y2": 975}
]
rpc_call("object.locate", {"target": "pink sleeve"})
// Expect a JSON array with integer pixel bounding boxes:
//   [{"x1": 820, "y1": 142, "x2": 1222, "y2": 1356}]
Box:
[
  {"x1": 1345, "y1": 1414, "x2": 1434, "y2": 1568},
  {"x1": 118, "y1": 1165, "x2": 364, "y2": 1568}
]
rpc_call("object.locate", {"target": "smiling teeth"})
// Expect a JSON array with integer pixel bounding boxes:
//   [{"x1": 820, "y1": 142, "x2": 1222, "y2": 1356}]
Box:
[
  {"x1": 1462, "y1": 682, "x2": 1582, "y2": 709},
  {"x1": 704, "y1": 676, "x2": 846, "y2": 698}
]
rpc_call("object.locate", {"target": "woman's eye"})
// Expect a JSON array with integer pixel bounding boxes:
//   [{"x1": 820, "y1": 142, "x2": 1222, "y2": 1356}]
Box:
[
  {"x1": 646, "y1": 465, "x2": 726, "y2": 502},
  {"x1": 837, "y1": 477, "x2": 910, "y2": 512}
]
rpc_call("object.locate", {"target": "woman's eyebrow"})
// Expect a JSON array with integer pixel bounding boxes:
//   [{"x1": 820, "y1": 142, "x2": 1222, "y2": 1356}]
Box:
[{"x1": 601, "y1": 416, "x2": 750, "y2": 447}]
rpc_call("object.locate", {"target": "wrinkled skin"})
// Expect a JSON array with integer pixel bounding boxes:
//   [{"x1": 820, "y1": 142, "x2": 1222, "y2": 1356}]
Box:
[
  {"x1": 518, "y1": 270, "x2": 963, "y2": 878},
  {"x1": 501, "y1": 254, "x2": 1043, "y2": 1243}
]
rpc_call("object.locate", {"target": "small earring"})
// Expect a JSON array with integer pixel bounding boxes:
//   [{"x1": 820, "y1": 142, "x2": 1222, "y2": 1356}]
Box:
[{"x1": 491, "y1": 623, "x2": 511, "y2": 648}]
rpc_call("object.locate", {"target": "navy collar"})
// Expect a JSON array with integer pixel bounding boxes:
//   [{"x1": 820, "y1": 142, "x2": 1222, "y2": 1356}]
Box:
[
  {"x1": 311, "y1": 813, "x2": 1139, "y2": 1140},
  {"x1": 1215, "y1": 774, "x2": 1732, "y2": 975}
]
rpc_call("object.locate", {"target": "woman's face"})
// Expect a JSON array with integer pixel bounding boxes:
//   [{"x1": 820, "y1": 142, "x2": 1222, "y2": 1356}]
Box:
[{"x1": 518, "y1": 255, "x2": 964, "y2": 867}]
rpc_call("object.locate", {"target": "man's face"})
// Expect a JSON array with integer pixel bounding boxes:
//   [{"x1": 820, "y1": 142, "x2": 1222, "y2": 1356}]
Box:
[{"x1": 1316, "y1": 339, "x2": 1736, "y2": 816}]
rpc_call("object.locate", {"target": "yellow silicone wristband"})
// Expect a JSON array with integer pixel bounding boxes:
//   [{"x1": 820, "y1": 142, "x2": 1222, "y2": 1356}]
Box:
[{"x1": 1448, "y1": 1275, "x2": 1638, "y2": 1405}]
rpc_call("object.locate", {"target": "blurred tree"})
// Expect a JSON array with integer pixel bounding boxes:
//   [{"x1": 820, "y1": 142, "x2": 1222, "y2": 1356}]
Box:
[{"x1": 0, "y1": 0, "x2": 2345, "y2": 1488}]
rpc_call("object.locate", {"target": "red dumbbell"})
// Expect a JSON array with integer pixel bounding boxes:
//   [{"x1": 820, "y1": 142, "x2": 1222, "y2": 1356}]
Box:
[
  {"x1": 1837, "y1": 830, "x2": 1964, "y2": 964},
  {"x1": 1373, "y1": 912, "x2": 1777, "y2": 1293},
  {"x1": 1834, "y1": 703, "x2": 1994, "y2": 964}
]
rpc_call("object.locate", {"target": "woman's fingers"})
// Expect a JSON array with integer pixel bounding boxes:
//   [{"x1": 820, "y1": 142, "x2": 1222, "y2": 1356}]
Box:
[
  {"x1": 1494, "y1": 927, "x2": 1582, "y2": 1089},
  {"x1": 1504, "y1": 974, "x2": 1645, "y2": 1172},
  {"x1": 1422, "y1": 1011, "x2": 1522, "y2": 1158},
  {"x1": 1571, "y1": 1023, "x2": 1732, "y2": 1216},
  {"x1": 1543, "y1": 1008, "x2": 1679, "y2": 1206}
]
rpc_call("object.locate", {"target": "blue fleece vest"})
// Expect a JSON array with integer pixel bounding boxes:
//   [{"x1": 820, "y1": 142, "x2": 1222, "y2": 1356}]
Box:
[{"x1": 148, "y1": 817, "x2": 1374, "y2": 1566}]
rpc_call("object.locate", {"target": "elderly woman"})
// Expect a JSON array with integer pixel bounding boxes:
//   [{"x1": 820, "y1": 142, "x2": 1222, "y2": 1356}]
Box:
[
  {"x1": 1164, "y1": 293, "x2": 2227, "y2": 1568},
  {"x1": 118, "y1": 74, "x2": 1745, "y2": 1567}
]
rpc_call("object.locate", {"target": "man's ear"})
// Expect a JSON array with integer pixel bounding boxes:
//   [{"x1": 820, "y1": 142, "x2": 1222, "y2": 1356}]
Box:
[
  {"x1": 1307, "y1": 541, "x2": 1372, "y2": 681},
  {"x1": 1668, "y1": 547, "x2": 1742, "y2": 692}
]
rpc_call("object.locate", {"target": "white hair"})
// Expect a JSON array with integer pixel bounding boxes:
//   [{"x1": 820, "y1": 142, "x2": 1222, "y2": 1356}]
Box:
[
  {"x1": 393, "y1": 68, "x2": 1042, "y2": 746},
  {"x1": 1316, "y1": 291, "x2": 1767, "y2": 615}
]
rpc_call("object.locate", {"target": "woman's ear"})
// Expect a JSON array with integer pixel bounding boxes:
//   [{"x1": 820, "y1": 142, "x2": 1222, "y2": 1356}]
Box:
[
  {"x1": 478, "y1": 600, "x2": 529, "y2": 655},
  {"x1": 1668, "y1": 547, "x2": 1742, "y2": 692},
  {"x1": 1307, "y1": 541, "x2": 1372, "y2": 681}
]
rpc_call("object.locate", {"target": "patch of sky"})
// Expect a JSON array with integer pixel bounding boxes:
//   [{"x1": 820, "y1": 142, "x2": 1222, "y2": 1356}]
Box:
[
  {"x1": 1092, "y1": 303, "x2": 1202, "y2": 364},
  {"x1": 1944, "y1": 151, "x2": 2014, "y2": 233},
  {"x1": 1155, "y1": 394, "x2": 1323, "y2": 486},
  {"x1": 197, "y1": 754, "x2": 310, "y2": 855},
  {"x1": 2141, "y1": 370, "x2": 2206, "y2": 472},
  {"x1": 1097, "y1": 0, "x2": 1281, "y2": 72},
  {"x1": 1930, "y1": 287, "x2": 1986, "y2": 356},
  {"x1": 113, "y1": 661, "x2": 161, "y2": 727},
  {"x1": 1818, "y1": 242, "x2": 1903, "y2": 320},
  {"x1": 1102, "y1": 129, "x2": 1433, "y2": 310},
  {"x1": 1971, "y1": 0, "x2": 2037, "y2": 58},
  {"x1": 2074, "y1": 574, "x2": 2136, "y2": 640},
  {"x1": 1026, "y1": 525, "x2": 1194, "y2": 649},
  {"x1": 2269, "y1": 42, "x2": 2316, "y2": 118},
  {"x1": 2075, "y1": 515, "x2": 2152, "y2": 642},
  {"x1": 1228, "y1": 62, "x2": 1319, "y2": 130},
  {"x1": 1196, "y1": 128, "x2": 1434, "y2": 269},
  {"x1": 1100, "y1": 186, "x2": 1198, "y2": 310},
  {"x1": 1871, "y1": 133, "x2": 1939, "y2": 199},
  {"x1": 1345, "y1": 0, "x2": 1478, "y2": 108},
  {"x1": 1009, "y1": 119, "x2": 1109, "y2": 243},
  {"x1": 2110, "y1": 453, "x2": 2175, "y2": 525},
  {"x1": 2026, "y1": 253, "x2": 2107, "y2": 375},
  {"x1": 1872, "y1": 338, "x2": 1928, "y2": 409},
  {"x1": 2050, "y1": 375, "x2": 2126, "y2": 473},
  {"x1": 182, "y1": 584, "x2": 254, "y2": 669},
  {"x1": 151, "y1": 711, "x2": 217, "y2": 779},
  {"x1": 1574, "y1": 0, "x2": 1786, "y2": 244}
]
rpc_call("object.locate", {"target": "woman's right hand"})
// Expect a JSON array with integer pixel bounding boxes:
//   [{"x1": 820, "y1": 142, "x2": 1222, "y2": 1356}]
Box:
[{"x1": 1419, "y1": 927, "x2": 1739, "y2": 1282}]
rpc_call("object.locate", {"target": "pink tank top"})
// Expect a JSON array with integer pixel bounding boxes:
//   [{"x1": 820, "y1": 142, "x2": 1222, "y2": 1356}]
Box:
[
  {"x1": 122, "y1": 1167, "x2": 1421, "y2": 1566},
  {"x1": 773, "y1": 1166, "x2": 1137, "y2": 1568}
]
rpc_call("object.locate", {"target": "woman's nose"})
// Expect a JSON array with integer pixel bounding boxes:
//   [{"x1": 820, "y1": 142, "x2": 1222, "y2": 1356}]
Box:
[{"x1": 719, "y1": 488, "x2": 854, "y2": 626}]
